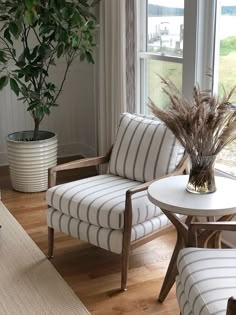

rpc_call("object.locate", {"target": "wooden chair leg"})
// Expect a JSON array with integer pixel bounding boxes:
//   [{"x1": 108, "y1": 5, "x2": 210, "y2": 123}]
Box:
[
  {"x1": 121, "y1": 191, "x2": 132, "y2": 291},
  {"x1": 48, "y1": 227, "x2": 54, "y2": 259},
  {"x1": 121, "y1": 243, "x2": 130, "y2": 291}
]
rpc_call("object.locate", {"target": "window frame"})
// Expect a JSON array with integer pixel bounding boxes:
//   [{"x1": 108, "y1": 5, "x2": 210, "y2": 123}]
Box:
[
  {"x1": 136, "y1": 0, "x2": 236, "y2": 178},
  {"x1": 136, "y1": 0, "x2": 217, "y2": 111}
]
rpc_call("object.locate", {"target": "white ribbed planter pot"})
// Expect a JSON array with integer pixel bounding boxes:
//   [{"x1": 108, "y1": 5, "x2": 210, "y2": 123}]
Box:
[{"x1": 7, "y1": 131, "x2": 57, "y2": 193}]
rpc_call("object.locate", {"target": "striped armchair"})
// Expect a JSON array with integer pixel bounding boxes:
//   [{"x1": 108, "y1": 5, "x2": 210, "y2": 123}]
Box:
[
  {"x1": 46, "y1": 112, "x2": 188, "y2": 290},
  {"x1": 177, "y1": 222, "x2": 236, "y2": 315}
]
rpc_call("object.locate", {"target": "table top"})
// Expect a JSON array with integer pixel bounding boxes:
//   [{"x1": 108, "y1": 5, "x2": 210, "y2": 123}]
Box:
[{"x1": 148, "y1": 175, "x2": 236, "y2": 216}]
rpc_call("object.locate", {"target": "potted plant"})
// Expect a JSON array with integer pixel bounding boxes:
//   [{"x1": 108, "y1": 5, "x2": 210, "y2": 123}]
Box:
[{"x1": 0, "y1": 0, "x2": 98, "y2": 192}]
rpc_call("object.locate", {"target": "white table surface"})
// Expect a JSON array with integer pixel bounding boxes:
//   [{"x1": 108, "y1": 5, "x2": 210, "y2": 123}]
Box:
[{"x1": 148, "y1": 175, "x2": 236, "y2": 217}]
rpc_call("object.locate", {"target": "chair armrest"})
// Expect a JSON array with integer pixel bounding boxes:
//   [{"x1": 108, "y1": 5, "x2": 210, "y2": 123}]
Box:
[
  {"x1": 126, "y1": 179, "x2": 156, "y2": 196},
  {"x1": 188, "y1": 221, "x2": 236, "y2": 246},
  {"x1": 48, "y1": 147, "x2": 112, "y2": 187},
  {"x1": 189, "y1": 221, "x2": 236, "y2": 233}
]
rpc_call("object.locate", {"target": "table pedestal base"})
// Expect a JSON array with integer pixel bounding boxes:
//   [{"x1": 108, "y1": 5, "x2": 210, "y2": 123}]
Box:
[{"x1": 158, "y1": 211, "x2": 234, "y2": 303}]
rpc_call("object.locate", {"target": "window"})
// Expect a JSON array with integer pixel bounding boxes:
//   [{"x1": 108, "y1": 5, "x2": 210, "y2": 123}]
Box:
[
  {"x1": 213, "y1": 0, "x2": 236, "y2": 176},
  {"x1": 137, "y1": 0, "x2": 236, "y2": 177},
  {"x1": 137, "y1": 0, "x2": 185, "y2": 112},
  {"x1": 137, "y1": 0, "x2": 200, "y2": 113}
]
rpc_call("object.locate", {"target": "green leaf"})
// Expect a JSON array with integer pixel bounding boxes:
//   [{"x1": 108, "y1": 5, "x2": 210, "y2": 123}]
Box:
[
  {"x1": 27, "y1": 101, "x2": 39, "y2": 111},
  {"x1": 57, "y1": 43, "x2": 64, "y2": 59},
  {"x1": 24, "y1": 47, "x2": 31, "y2": 61},
  {"x1": 44, "y1": 106, "x2": 50, "y2": 115},
  {"x1": 10, "y1": 78, "x2": 20, "y2": 96},
  {"x1": 18, "y1": 72, "x2": 25, "y2": 79},
  {"x1": 87, "y1": 20, "x2": 95, "y2": 28},
  {"x1": 31, "y1": 45, "x2": 38, "y2": 60},
  {"x1": 85, "y1": 51, "x2": 94, "y2": 64},
  {"x1": 72, "y1": 10, "x2": 82, "y2": 26},
  {"x1": 72, "y1": 35, "x2": 79, "y2": 48},
  {"x1": 25, "y1": 75, "x2": 30, "y2": 82},
  {"x1": 16, "y1": 60, "x2": 26, "y2": 68},
  {"x1": 0, "y1": 51, "x2": 7, "y2": 63},
  {"x1": 53, "y1": 0, "x2": 66, "y2": 10},
  {"x1": 24, "y1": 10, "x2": 33, "y2": 25},
  {"x1": 35, "y1": 107, "x2": 44, "y2": 119},
  {"x1": 38, "y1": 45, "x2": 46, "y2": 59},
  {"x1": 0, "y1": 76, "x2": 8, "y2": 90},
  {"x1": 18, "y1": 52, "x2": 25, "y2": 63},
  {"x1": 4, "y1": 28, "x2": 13, "y2": 45},
  {"x1": 25, "y1": 0, "x2": 35, "y2": 10},
  {"x1": 9, "y1": 22, "x2": 18, "y2": 37}
]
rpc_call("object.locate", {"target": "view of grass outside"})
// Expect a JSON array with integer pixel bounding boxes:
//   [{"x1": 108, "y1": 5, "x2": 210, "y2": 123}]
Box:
[
  {"x1": 219, "y1": 38, "x2": 236, "y2": 103},
  {"x1": 216, "y1": 34, "x2": 236, "y2": 175},
  {"x1": 146, "y1": 60, "x2": 182, "y2": 114},
  {"x1": 146, "y1": 1, "x2": 236, "y2": 175}
]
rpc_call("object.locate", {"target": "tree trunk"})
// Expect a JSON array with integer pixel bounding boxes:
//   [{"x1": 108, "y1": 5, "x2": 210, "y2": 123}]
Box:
[{"x1": 33, "y1": 119, "x2": 40, "y2": 141}]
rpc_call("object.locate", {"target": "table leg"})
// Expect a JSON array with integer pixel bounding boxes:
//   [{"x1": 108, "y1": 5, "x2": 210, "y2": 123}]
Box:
[
  {"x1": 158, "y1": 210, "x2": 189, "y2": 302},
  {"x1": 158, "y1": 230, "x2": 185, "y2": 303}
]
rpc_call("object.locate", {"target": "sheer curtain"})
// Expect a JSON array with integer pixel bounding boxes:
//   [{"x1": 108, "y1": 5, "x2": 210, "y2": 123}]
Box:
[{"x1": 96, "y1": 0, "x2": 136, "y2": 156}]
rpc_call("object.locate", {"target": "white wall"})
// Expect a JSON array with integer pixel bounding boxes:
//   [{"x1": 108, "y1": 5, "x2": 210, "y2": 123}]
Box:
[{"x1": 0, "y1": 60, "x2": 97, "y2": 166}]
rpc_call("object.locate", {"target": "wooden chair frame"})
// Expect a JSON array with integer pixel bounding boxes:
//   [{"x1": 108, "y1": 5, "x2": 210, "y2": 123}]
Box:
[
  {"x1": 187, "y1": 221, "x2": 236, "y2": 315},
  {"x1": 47, "y1": 148, "x2": 188, "y2": 290}
]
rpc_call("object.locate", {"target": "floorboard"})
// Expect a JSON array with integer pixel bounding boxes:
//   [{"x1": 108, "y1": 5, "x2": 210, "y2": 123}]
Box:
[{"x1": 0, "y1": 161, "x2": 179, "y2": 315}]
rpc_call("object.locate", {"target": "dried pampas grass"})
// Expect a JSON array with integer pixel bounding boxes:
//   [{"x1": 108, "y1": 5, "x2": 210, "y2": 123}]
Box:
[
  {"x1": 149, "y1": 77, "x2": 236, "y2": 193},
  {"x1": 149, "y1": 77, "x2": 236, "y2": 157}
]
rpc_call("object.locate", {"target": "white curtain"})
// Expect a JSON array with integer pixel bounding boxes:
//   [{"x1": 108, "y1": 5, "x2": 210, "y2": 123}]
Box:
[{"x1": 96, "y1": 0, "x2": 127, "y2": 156}]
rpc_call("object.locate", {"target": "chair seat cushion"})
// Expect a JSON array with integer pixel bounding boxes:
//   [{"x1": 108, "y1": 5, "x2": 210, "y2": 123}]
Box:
[
  {"x1": 47, "y1": 208, "x2": 175, "y2": 254},
  {"x1": 177, "y1": 248, "x2": 236, "y2": 315},
  {"x1": 46, "y1": 174, "x2": 163, "y2": 229}
]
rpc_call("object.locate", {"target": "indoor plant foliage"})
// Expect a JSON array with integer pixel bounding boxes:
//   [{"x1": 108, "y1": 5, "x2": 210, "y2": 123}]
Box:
[
  {"x1": 0, "y1": 0, "x2": 99, "y2": 192},
  {"x1": 149, "y1": 77, "x2": 236, "y2": 193},
  {"x1": 0, "y1": 0, "x2": 98, "y2": 140}
]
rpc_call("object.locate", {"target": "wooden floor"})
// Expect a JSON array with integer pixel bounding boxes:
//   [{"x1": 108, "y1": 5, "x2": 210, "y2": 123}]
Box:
[{"x1": 0, "y1": 162, "x2": 179, "y2": 315}]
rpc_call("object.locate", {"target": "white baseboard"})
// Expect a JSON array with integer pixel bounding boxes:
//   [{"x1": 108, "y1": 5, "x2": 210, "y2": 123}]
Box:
[{"x1": 0, "y1": 142, "x2": 96, "y2": 166}]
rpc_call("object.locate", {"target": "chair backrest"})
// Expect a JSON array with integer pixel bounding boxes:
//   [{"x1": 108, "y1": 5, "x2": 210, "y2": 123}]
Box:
[{"x1": 108, "y1": 112, "x2": 184, "y2": 182}]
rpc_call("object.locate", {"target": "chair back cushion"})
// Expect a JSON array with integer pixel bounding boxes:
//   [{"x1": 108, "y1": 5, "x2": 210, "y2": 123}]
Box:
[{"x1": 108, "y1": 112, "x2": 184, "y2": 182}]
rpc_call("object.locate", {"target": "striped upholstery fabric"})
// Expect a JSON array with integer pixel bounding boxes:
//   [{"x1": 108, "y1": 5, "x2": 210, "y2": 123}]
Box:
[
  {"x1": 47, "y1": 208, "x2": 176, "y2": 254},
  {"x1": 177, "y1": 248, "x2": 236, "y2": 315},
  {"x1": 46, "y1": 174, "x2": 163, "y2": 230},
  {"x1": 108, "y1": 112, "x2": 184, "y2": 182},
  {"x1": 176, "y1": 275, "x2": 193, "y2": 315}
]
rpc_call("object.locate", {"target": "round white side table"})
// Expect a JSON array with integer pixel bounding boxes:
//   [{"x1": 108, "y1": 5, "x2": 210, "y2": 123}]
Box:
[{"x1": 148, "y1": 175, "x2": 236, "y2": 302}]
